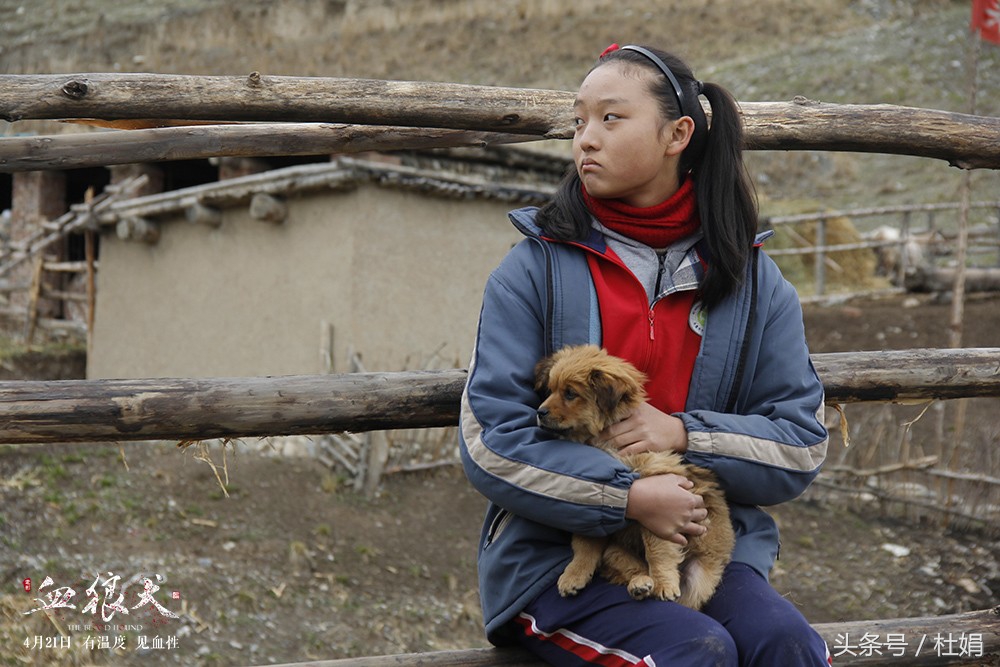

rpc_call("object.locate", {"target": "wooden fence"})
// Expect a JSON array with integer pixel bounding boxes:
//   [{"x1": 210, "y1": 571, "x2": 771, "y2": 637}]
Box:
[
  {"x1": 2, "y1": 74, "x2": 1000, "y2": 171},
  {"x1": 2, "y1": 73, "x2": 1000, "y2": 665}
]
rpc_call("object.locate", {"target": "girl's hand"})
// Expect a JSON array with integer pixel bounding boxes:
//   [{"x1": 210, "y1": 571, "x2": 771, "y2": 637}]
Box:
[
  {"x1": 600, "y1": 402, "x2": 688, "y2": 455},
  {"x1": 625, "y1": 474, "x2": 707, "y2": 546}
]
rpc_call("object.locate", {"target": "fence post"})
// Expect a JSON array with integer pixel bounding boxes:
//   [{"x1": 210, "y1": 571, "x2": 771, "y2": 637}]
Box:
[
  {"x1": 996, "y1": 205, "x2": 1000, "y2": 267},
  {"x1": 814, "y1": 216, "x2": 827, "y2": 296},
  {"x1": 898, "y1": 209, "x2": 912, "y2": 286}
]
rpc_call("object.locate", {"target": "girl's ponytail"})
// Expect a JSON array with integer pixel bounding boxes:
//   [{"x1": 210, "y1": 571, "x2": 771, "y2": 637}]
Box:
[{"x1": 693, "y1": 82, "x2": 758, "y2": 308}]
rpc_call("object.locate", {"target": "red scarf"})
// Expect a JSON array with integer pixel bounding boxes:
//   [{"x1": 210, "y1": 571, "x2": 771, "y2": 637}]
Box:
[{"x1": 582, "y1": 177, "x2": 700, "y2": 248}]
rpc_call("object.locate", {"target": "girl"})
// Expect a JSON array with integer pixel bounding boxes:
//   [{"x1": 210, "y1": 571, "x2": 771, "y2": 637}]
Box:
[{"x1": 459, "y1": 44, "x2": 831, "y2": 666}]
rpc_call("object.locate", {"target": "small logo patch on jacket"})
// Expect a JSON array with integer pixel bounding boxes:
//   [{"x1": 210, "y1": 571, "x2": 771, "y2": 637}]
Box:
[{"x1": 689, "y1": 300, "x2": 706, "y2": 336}]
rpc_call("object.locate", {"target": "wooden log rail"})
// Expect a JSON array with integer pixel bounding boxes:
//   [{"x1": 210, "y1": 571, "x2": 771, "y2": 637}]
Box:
[
  {"x1": 2, "y1": 74, "x2": 1000, "y2": 171},
  {"x1": 0, "y1": 123, "x2": 538, "y2": 173},
  {"x1": 0, "y1": 348, "x2": 997, "y2": 445},
  {"x1": 253, "y1": 608, "x2": 1000, "y2": 666}
]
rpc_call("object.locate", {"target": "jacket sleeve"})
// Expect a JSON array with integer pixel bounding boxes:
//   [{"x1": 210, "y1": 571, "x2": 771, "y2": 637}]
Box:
[
  {"x1": 459, "y1": 240, "x2": 638, "y2": 537},
  {"x1": 679, "y1": 257, "x2": 828, "y2": 507}
]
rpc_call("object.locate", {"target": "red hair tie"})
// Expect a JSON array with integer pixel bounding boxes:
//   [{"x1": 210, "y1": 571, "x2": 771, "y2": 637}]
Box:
[{"x1": 599, "y1": 43, "x2": 620, "y2": 58}]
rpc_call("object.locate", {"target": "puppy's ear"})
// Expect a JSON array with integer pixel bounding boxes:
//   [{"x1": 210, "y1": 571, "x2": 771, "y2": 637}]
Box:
[
  {"x1": 590, "y1": 369, "x2": 631, "y2": 416},
  {"x1": 590, "y1": 368, "x2": 645, "y2": 415},
  {"x1": 534, "y1": 355, "x2": 555, "y2": 396}
]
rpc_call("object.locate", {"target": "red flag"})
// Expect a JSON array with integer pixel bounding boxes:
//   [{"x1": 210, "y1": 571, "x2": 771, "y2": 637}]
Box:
[{"x1": 972, "y1": 0, "x2": 1000, "y2": 44}]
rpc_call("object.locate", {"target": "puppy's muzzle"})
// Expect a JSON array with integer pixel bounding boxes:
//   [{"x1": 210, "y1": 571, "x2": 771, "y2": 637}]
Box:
[{"x1": 536, "y1": 407, "x2": 564, "y2": 433}]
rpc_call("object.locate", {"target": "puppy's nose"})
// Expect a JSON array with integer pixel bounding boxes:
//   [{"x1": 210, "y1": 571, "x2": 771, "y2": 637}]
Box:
[{"x1": 536, "y1": 408, "x2": 549, "y2": 426}]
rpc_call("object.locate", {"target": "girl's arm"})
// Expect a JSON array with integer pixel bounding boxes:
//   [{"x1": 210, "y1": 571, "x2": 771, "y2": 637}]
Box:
[
  {"x1": 680, "y1": 267, "x2": 829, "y2": 507},
  {"x1": 459, "y1": 240, "x2": 639, "y2": 537}
]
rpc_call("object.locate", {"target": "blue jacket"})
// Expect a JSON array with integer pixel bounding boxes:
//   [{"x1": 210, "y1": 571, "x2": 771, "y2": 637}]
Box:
[{"x1": 459, "y1": 207, "x2": 829, "y2": 645}]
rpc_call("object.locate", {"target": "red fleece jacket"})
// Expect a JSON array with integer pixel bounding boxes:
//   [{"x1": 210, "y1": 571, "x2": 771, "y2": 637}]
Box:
[{"x1": 586, "y1": 246, "x2": 702, "y2": 414}]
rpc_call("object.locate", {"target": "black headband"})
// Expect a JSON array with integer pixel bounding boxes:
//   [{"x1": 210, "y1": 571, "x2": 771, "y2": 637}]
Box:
[{"x1": 620, "y1": 45, "x2": 698, "y2": 119}]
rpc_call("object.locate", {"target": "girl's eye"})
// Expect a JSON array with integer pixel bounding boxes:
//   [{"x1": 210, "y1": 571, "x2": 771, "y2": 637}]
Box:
[
  {"x1": 573, "y1": 117, "x2": 585, "y2": 128},
  {"x1": 604, "y1": 113, "x2": 620, "y2": 122}
]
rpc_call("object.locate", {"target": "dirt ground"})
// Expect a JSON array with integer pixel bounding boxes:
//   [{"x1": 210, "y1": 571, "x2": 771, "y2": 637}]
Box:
[{"x1": 2, "y1": 293, "x2": 999, "y2": 666}]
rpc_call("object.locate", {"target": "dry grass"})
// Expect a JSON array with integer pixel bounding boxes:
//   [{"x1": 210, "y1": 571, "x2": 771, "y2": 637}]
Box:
[
  {"x1": 764, "y1": 212, "x2": 887, "y2": 296},
  {"x1": 176, "y1": 439, "x2": 241, "y2": 498}
]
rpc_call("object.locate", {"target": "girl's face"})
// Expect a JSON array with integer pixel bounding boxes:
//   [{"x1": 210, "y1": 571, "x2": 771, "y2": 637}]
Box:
[{"x1": 572, "y1": 62, "x2": 692, "y2": 208}]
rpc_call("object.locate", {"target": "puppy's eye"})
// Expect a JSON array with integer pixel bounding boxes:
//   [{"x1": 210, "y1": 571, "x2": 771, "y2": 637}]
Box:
[{"x1": 563, "y1": 387, "x2": 578, "y2": 401}]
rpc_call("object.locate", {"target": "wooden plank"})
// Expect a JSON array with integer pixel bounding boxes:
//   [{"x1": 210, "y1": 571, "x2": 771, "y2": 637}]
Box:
[
  {"x1": 251, "y1": 607, "x2": 1000, "y2": 666},
  {"x1": 0, "y1": 349, "x2": 997, "y2": 445},
  {"x1": 1, "y1": 74, "x2": 1000, "y2": 168}
]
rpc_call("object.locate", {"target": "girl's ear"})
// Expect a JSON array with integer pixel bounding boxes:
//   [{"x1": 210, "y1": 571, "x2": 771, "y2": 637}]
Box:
[{"x1": 664, "y1": 116, "x2": 695, "y2": 157}]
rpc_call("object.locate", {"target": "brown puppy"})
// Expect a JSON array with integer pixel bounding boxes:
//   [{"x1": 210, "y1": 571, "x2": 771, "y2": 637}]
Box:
[{"x1": 534, "y1": 344, "x2": 734, "y2": 610}]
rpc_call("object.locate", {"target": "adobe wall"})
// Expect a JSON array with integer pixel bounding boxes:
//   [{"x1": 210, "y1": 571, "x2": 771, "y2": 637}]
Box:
[{"x1": 87, "y1": 186, "x2": 524, "y2": 379}]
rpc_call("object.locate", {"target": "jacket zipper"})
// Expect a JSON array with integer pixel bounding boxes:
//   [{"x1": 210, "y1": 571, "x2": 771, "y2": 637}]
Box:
[
  {"x1": 648, "y1": 252, "x2": 669, "y2": 341},
  {"x1": 485, "y1": 509, "x2": 512, "y2": 548},
  {"x1": 568, "y1": 240, "x2": 663, "y2": 361}
]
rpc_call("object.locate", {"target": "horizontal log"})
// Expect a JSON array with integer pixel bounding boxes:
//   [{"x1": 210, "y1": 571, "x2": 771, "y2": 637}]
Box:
[
  {"x1": 905, "y1": 267, "x2": 1000, "y2": 294},
  {"x1": 811, "y1": 348, "x2": 1000, "y2": 403},
  {"x1": 0, "y1": 73, "x2": 572, "y2": 135},
  {"x1": 0, "y1": 122, "x2": 537, "y2": 172},
  {"x1": 0, "y1": 349, "x2": 997, "y2": 445},
  {"x1": 0, "y1": 370, "x2": 469, "y2": 444},
  {"x1": 740, "y1": 98, "x2": 1000, "y2": 170},
  {"x1": 254, "y1": 608, "x2": 1000, "y2": 666},
  {"x1": 0, "y1": 74, "x2": 999, "y2": 169}
]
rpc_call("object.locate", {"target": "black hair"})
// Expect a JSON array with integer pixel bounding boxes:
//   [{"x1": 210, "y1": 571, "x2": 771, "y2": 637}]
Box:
[{"x1": 535, "y1": 45, "x2": 758, "y2": 308}]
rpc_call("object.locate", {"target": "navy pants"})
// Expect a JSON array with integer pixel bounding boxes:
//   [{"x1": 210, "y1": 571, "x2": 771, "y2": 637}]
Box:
[{"x1": 509, "y1": 562, "x2": 831, "y2": 667}]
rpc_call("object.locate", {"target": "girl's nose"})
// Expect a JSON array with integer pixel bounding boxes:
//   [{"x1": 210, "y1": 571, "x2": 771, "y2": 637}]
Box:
[{"x1": 576, "y1": 124, "x2": 599, "y2": 152}]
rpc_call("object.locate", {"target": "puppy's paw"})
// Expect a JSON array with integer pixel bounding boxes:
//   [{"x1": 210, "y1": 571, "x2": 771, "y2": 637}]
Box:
[
  {"x1": 650, "y1": 578, "x2": 681, "y2": 602},
  {"x1": 627, "y1": 575, "x2": 655, "y2": 600},
  {"x1": 557, "y1": 572, "x2": 590, "y2": 597}
]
